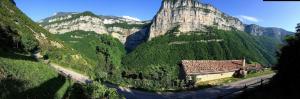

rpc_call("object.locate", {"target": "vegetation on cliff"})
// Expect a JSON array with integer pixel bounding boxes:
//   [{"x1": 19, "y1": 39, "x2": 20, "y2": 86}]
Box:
[
  {"x1": 121, "y1": 27, "x2": 277, "y2": 90},
  {"x1": 54, "y1": 31, "x2": 126, "y2": 81}
]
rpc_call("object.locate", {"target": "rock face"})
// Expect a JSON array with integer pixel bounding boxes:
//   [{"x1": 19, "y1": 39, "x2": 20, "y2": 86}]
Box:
[
  {"x1": 39, "y1": 11, "x2": 149, "y2": 44},
  {"x1": 245, "y1": 24, "x2": 293, "y2": 41},
  {"x1": 149, "y1": 0, "x2": 245, "y2": 40},
  {"x1": 44, "y1": 15, "x2": 108, "y2": 34}
]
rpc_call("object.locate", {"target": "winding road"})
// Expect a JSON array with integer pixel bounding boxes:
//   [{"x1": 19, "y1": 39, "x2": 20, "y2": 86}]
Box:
[
  {"x1": 50, "y1": 63, "x2": 92, "y2": 84},
  {"x1": 45, "y1": 61, "x2": 274, "y2": 99},
  {"x1": 112, "y1": 74, "x2": 274, "y2": 99}
]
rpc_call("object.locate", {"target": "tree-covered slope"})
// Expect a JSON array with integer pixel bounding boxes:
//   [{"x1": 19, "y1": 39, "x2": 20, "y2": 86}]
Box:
[
  {"x1": 124, "y1": 28, "x2": 276, "y2": 67},
  {"x1": 0, "y1": 0, "x2": 92, "y2": 75},
  {"x1": 54, "y1": 31, "x2": 126, "y2": 80},
  {"x1": 0, "y1": 0, "x2": 122, "y2": 98},
  {"x1": 0, "y1": 0, "x2": 62, "y2": 53},
  {"x1": 121, "y1": 28, "x2": 277, "y2": 90}
]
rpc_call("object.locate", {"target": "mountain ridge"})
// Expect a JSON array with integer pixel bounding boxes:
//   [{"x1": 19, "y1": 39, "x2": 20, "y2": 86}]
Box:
[
  {"x1": 39, "y1": 11, "x2": 150, "y2": 45},
  {"x1": 244, "y1": 24, "x2": 294, "y2": 42},
  {"x1": 39, "y1": 4, "x2": 293, "y2": 51}
]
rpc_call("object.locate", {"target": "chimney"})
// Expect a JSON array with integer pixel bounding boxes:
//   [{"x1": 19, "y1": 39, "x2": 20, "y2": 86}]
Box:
[
  {"x1": 242, "y1": 57, "x2": 247, "y2": 76},
  {"x1": 242, "y1": 57, "x2": 246, "y2": 69}
]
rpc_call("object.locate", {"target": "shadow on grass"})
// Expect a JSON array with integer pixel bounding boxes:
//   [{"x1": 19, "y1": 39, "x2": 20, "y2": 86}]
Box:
[
  {"x1": 0, "y1": 51, "x2": 37, "y2": 62},
  {"x1": 0, "y1": 75, "x2": 67, "y2": 99},
  {"x1": 62, "y1": 83, "x2": 89, "y2": 99},
  {"x1": 21, "y1": 75, "x2": 66, "y2": 99},
  {"x1": 0, "y1": 77, "x2": 26, "y2": 99},
  {"x1": 121, "y1": 84, "x2": 216, "y2": 93}
]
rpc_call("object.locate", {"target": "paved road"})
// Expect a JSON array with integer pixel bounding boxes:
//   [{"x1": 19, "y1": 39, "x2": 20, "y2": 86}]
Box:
[
  {"x1": 43, "y1": 59, "x2": 274, "y2": 99},
  {"x1": 50, "y1": 64, "x2": 274, "y2": 99},
  {"x1": 110, "y1": 74, "x2": 274, "y2": 99}
]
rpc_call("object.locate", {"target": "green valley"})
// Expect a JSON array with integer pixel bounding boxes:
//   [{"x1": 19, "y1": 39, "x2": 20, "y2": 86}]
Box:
[
  {"x1": 53, "y1": 31, "x2": 126, "y2": 81},
  {"x1": 1, "y1": 0, "x2": 297, "y2": 98},
  {"x1": 120, "y1": 27, "x2": 277, "y2": 91}
]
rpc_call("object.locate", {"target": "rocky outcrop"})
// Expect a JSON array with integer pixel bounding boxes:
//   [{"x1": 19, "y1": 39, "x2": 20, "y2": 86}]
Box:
[
  {"x1": 125, "y1": 28, "x2": 149, "y2": 52},
  {"x1": 40, "y1": 12, "x2": 149, "y2": 44},
  {"x1": 244, "y1": 24, "x2": 264, "y2": 36},
  {"x1": 149, "y1": 0, "x2": 245, "y2": 40},
  {"x1": 245, "y1": 24, "x2": 293, "y2": 41},
  {"x1": 43, "y1": 15, "x2": 108, "y2": 34},
  {"x1": 107, "y1": 27, "x2": 141, "y2": 43}
]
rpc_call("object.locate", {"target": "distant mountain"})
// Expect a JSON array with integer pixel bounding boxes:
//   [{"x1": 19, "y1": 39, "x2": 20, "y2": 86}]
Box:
[
  {"x1": 39, "y1": 11, "x2": 150, "y2": 44},
  {"x1": 245, "y1": 24, "x2": 294, "y2": 42},
  {"x1": 38, "y1": 12, "x2": 78, "y2": 23}
]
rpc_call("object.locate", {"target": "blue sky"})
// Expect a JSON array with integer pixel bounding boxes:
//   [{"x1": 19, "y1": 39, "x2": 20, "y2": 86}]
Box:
[{"x1": 15, "y1": 0, "x2": 300, "y2": 31}]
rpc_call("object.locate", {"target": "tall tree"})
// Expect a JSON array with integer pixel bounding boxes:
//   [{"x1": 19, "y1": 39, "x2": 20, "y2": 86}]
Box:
[{"x1": 272, "y1": 24, "x2": 300, "y2": 98}]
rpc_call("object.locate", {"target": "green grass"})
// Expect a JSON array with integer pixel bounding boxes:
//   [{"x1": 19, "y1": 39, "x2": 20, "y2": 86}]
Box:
[
  {"x1": 0, "y1": 55, "x2": 58, "y2": 87},
  {"x1": 54, "y1": 80, "x2": 74, "y2": 99},
  {"x1": 0, "y1": 1, "x2": 122, "y2": 98},
  {"x1": 0, "y1": 52, "x2": 72, "y2": 99},
  {"x1": 54, "y1": 31, "x2": 126, "y2": 80},
  {"x1": 196, "y1": 69, "x2": 275, "y2": 87},
  {"x1": 0, "y1": 0, "x2": 93, "y2": 76},
  {"x1": 245, "y1": 68, "x2": 274, "y2": 79},
  {"x1": 0, "y1": 0, "x2": 64, "y2": 53}
]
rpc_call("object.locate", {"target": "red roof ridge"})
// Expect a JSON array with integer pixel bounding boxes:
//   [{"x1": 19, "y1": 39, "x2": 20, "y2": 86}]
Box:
[{"x1": 182, "y1": 59, "x2": 244, "y2": 75}]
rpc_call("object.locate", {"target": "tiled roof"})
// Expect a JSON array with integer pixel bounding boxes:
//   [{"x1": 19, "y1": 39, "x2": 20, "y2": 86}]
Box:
[{"x1": 182, "y1": 60, "x2": 244, "y2": 75}]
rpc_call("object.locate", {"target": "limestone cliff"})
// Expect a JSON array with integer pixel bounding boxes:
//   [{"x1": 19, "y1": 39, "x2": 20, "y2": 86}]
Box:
[
  {"x1": 39, "y1": 11, "x2": 149, "y2": 44},
  {"x1": 149, "y1": 0, "x2": 244, "y2": 40}
]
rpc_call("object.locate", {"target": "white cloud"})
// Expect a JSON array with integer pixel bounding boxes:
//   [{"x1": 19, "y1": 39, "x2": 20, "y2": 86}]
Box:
[
  {"x1": 237, "y1": 15, "x2": 260, "y2": 23},
  {"x1": 122, "y1": 16, "x2": 141, "y2": 21}
]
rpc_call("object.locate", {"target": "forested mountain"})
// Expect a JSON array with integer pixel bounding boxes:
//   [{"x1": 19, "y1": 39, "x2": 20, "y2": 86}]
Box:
[
  {"x1": 245, "y1": 24, "x2": 294, "y2": 42},
  {"x1": 118, "y1": 0, "x2": 279, "y2": 90},
  {"x1": 54, "y1": 31, "x2": 126, "y2": 81}
]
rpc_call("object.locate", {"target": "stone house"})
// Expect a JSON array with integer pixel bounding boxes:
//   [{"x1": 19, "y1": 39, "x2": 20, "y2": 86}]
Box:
[{"x1": 181, "y1": 59, "x2": 248, "y2": 83}]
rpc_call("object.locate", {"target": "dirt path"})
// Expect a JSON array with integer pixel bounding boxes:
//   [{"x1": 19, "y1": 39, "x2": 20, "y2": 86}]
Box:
[
  {"x1": 33, "y1": 53, "x2": 92, "y2": 84},
  {"x1": 49, "y1": 63, "x2": 92, "y2": 84}
]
